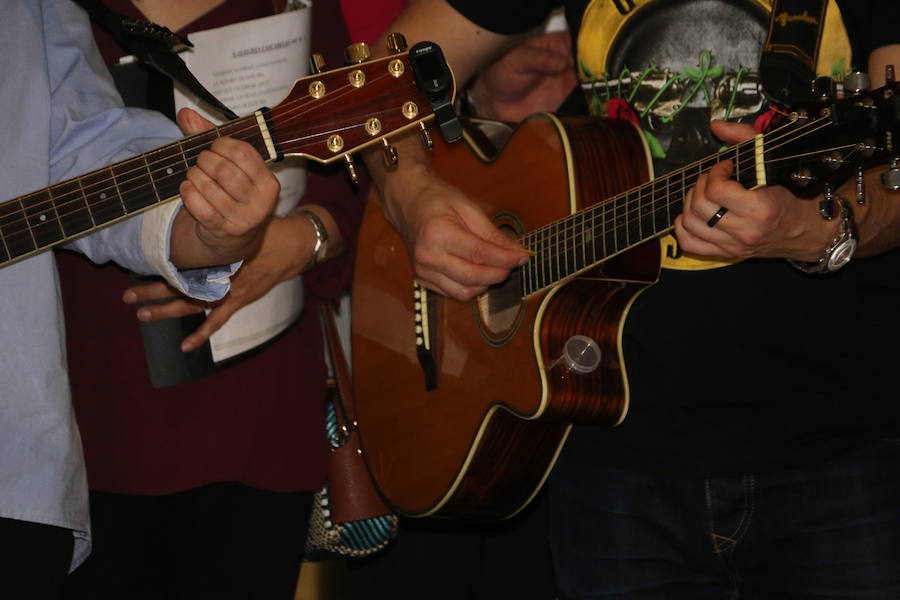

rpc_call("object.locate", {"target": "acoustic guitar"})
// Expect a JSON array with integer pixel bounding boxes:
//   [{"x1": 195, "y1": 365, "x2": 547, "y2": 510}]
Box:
[
  {"x1": 0, "y1": 39, "x2": 454, "y2": 269},
  {"x1": 352, "y1": 79, "x2": 900, "y2": 519}
]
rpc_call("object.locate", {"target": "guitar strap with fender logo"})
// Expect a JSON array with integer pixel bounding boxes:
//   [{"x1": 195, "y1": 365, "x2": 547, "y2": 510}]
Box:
[{"x1": 759, "y1": 0, "x2": 829, "y2": 104}]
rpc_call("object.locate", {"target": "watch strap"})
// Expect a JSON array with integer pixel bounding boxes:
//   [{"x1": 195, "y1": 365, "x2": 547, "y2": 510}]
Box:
[{"x1": 788, "y1": 198, "x2": 857, "y2": 274}]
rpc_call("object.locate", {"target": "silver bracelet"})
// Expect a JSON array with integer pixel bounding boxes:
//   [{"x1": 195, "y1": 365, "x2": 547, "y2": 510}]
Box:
[{"x1": 295, "y1": 208, "x2": 329, "y2": 270}]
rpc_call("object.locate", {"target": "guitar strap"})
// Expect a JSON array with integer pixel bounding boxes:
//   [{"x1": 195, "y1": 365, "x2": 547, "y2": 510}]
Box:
[
  {"x1": 759, "y1": 0, "x2": 829, "y2": 105},
  {"x1": 73, "y1": 0, "x2": 240, "y2": 120}
]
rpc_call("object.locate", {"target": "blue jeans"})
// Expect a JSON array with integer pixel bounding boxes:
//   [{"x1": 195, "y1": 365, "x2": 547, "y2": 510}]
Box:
[{"x1": 549, "y1": 439, "x2": 900, "y2": 599}]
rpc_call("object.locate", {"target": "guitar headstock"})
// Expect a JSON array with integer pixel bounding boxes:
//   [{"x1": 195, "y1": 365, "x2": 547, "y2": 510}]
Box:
[
  {"x1": 764, "y1": 75, "x2": 900, "y2": 201},
  {"x1": 266, "y1": 37, "x2": 458, "y2": 178}
]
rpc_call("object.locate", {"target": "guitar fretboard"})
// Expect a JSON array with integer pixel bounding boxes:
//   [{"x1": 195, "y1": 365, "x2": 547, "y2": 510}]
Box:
[
  {"x1": 0, "y1": 115, "x2": 267, "y2": 266},
  {"x1": 519, "y1": 137, "x2": 760, "y2": 296}
]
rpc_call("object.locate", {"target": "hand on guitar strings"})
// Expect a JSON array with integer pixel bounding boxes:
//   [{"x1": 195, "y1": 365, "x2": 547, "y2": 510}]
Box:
[
  {"x1": 674, "y1": 120, "x2": 839, "y2": 263},
  {"x1": 123, "y1": 212, "x2": 328, "y2": 352},
  {"x1": 168, "y1": 108, "x2": 280, "y2": 269},
  {"x1": 382, "y1": 168, "x2": 529, "y2": 302}
]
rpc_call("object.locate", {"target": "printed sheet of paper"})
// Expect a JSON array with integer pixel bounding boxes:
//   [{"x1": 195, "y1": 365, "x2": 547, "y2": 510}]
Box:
[{"x1": 173, "y1": 7, "x2": 312, "y2": 362}]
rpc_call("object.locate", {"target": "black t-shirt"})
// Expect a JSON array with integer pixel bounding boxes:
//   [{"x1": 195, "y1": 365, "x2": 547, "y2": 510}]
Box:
[{"x1": 446, "y1": 0, "x2": 900, "y2": 476}]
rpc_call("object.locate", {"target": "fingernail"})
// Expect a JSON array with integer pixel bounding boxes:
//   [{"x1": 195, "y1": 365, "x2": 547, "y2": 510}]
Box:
[
  {"x1": 518, "y1": 255, "x2": 530, "y2": 266},
  {"x1": 137, "y1": 308, "x2": 151, "y2": 321},
  {"x1": 123, "y1": 290, "x2": 136, "y2": 303},
  {"x1": 181, "y1": 341, "x2": 194, "y2": 353}
]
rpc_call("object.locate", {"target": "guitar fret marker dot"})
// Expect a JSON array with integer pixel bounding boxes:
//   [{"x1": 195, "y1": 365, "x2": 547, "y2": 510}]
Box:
[
  {"x1": 166, "y1": 168, "x2": 174, "y2": 175},
  {"x1": 100, "y1": 193, "x2": 107, "y2": 199},
  {"x1": 39, "y1": 214, "x2": 46, "y2": 222}
]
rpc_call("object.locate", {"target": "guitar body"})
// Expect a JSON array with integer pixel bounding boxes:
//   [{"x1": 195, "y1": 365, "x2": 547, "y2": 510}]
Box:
[{"x1": 352, "y1": 114, "x2": 658, "y2": 519}]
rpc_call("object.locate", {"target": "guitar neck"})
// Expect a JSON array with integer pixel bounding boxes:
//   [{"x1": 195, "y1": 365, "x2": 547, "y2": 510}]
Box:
[
  {"x1": 519, "y1": 135, "x2": 763, "y2": 296},
  {"x1": 0, "y1": 114, "x2": 269, "y2": 268}
]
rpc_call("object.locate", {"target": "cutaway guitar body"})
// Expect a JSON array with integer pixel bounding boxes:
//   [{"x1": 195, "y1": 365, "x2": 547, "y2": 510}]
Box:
[
  {"x1": 354, "y1": 80, "x2": 900, "y2": 519},
  {"x1": 352, "y1": 114, "x2": 656, "y2": 519}
]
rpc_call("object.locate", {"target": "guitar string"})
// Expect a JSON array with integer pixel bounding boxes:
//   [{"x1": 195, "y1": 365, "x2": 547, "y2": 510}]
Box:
[
  {"x1": 517, "y1": 124, "x2": 844, "y2": 297},
  {"x1": 519, "y1": 114, "x2": 802, "y2": 239},
  {"x1": 522, "y1": 114, "x2": 834, "y2": 241},
  {"x1": 424, "y1": 118, "x2": 847, "y2": 327},
  {"x1": 0, "y1": 86, "x2": 839, "y2": 258},
  {"x1": 517, "y1": 116, "x2": 837, "y2": 272},
  {"x1": 520, "y1": 125, "x2": 841, "y2": 276},
  {"x1": 13, "y1": 77, "x2": 362, "y2": 211},
  {"x1": 431, "y1": 116, "x2": 850, "y2": 326},
  {"x1": 1, "y1": 66, "x2": 398, "y2": 239},
  {"x1": 516, "y1": 116, "x2": 817, "y2": 258},
  {"x1": 0, "y1": 91, "x2": 371, "y2": 251},
  {"x1": 0, "y1": 63, "x2": 407, "y2": 250}
]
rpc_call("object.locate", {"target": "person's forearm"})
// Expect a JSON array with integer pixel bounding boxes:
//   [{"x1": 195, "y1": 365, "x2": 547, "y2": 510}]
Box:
[
  {"x1": 168, "y1": 206, "x2": 268, "y2": 269},
  {"x1": 290, "y1": 204, "x2": 347, "y2": 269}
]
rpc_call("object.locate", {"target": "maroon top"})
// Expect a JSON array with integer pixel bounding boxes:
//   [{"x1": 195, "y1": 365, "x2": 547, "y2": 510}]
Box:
[{"x1": 58, "y1": 0, "x2": 363, "y2": 495}]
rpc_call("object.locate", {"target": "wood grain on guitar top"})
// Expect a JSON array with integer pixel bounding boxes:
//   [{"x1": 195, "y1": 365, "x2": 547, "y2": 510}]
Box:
[
  {"x1": 352, "y1": 114, "x2": 654, "y2": 519},
  {"x1": 352, "y1": 79, "x2": 900, "y2": 518}
]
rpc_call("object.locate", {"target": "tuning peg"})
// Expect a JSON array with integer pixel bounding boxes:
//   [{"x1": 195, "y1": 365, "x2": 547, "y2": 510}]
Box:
[
  {"x1": 382, "y1": 138, "x2": 398, "y2": 167},
  {"x1": 309, "y1": 53, "x2": 325, "y2": 74},
  {"x1": 791, "y1": 167, "x2": 816, "y2": 187},
  {"x1": 819, "y1": 184, "x2": 836, "y2": 220},
  {"x1": 882, "y1": 158, "x2": 900, "y2": 191},
  {"x1": 387, "y1": 33, "x2": 408, "y2": 54},
  {"x1": 419, "y1": 123, "x2": 433, "y2": 151},
  {"x1": 344, "y1": 42, "x2": 371, "y2": 65},
  {"x1": 811, "y1": 76, "x2": 837, "y2": 101},
  {"x1": 344, "y1": 154, "x2": 359, "y2": 184},
  {"x1": 842, "y1": 71, "x2": 870, "y2": 96},
  {"x1": 856, "y1": 167, "x2": 867, "y2": 204}
]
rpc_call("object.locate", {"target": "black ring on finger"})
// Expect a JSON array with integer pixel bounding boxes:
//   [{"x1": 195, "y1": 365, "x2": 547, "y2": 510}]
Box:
[{"x1": 706, "y1": 206, "x2": 728, "y2": 228}]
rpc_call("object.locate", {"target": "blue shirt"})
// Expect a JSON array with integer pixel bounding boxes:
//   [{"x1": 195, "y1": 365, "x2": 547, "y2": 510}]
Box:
[{"x1": 0, "y1": 0, "x2": 234, "y2": 568}]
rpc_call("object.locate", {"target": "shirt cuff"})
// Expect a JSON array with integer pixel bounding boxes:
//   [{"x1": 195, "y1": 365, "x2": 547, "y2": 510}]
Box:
[{"x1": 140, "y1": 201, "x2": 239, "y2": 301}]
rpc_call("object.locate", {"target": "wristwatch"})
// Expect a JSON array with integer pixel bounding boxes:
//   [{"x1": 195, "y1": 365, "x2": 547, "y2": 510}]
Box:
[
  {"x1": 788, "y1": 198, "x2": 858, "y2": 274},
  {"x1": 295, "y1": 208, "x2": 329, "y2": 270}
]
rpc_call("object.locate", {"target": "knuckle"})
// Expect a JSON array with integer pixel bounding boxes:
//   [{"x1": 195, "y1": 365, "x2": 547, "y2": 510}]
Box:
[
  {"x1": 196, "y1": 176, "x2": 219, "y2": 198},
  {"x1": 238, "y1": 143, "x2": 259, "y2": 163},
  {"x1": 756, "y1": 206, "x2": 780, "y2": 228},
  {"x1": 459, "y1": 269, "x2": 479, "y2": 288},
  {"x1": 418, "y1": 220, "x2": 444, "y2": 244},
  {"x1": 260, "y1": 174, "x2": 280, "y2": 196},
  {"x1": 734, "y1": 230, "x2": 761, "y2": 247},
  {"x1": 212, "y1": 159, "x2": 236, "y2": 183},
  {"x1": 196, "y1": 149, "x2": 215, "y2": 170},
  {"x1": 412, "y1": 245, "x2": 434, "y2": 269},
  {"x1": 689, "y1": 202, "x2": 707, "y2": 219},
  {"x1": 706, "y1": 181, "x2": 728, "y2": 200},
  {"x1": 468, "y1": 243, "x2": 489, "y2": 266}
]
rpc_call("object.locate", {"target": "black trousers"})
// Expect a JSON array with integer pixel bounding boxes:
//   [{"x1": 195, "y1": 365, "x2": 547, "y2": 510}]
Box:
[
  {"x1": 0, "y1": 517, "x2": 74, "y2": 600},
  {"x1": 348, "y1": 489, "x2": 556, "y2": 600},
  {"x1": 64, "y1": 482, "x2": 312, "y2": 600}
]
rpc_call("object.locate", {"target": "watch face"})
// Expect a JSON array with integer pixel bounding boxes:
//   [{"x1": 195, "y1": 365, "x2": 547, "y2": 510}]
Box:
[{"x1": 828, "y1": 238, "x2": 858, "y2": 271}]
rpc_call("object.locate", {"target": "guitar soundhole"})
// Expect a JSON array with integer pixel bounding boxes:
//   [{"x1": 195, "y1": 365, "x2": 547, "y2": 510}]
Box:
[{"x1": 475, "y1": 223, "x2": 525, "y2": 346}]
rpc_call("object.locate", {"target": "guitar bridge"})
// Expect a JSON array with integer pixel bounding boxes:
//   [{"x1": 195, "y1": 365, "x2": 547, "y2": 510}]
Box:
[{"x1": 413, "y1": 282, "x2": 438, "y2": 391}]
